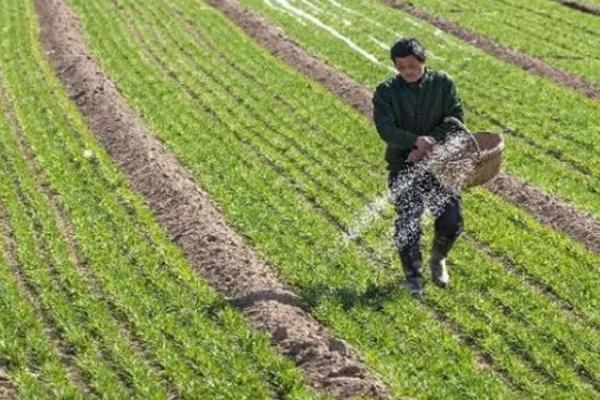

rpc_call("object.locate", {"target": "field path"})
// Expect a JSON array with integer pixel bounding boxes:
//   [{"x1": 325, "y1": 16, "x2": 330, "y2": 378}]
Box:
[
  {"x1": 207, "y1": 0, "x2": 600, "y2": 257},
  {"x1": 35, "y1": 0, "x2": 390, "y2": 397}
]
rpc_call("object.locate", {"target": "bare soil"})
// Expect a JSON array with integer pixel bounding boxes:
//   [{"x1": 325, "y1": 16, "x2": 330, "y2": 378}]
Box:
[
  {"x1": 0, "y1": 368, "x2": 15, "y2": 400},
  {"x1": 484, "y1": 175, "x2": 600, "y2": 255},
  {"x1": 383, "y1": 0, "x2": 600, "y2": 100},
  {"x1": 35, "y1": 0, "x2": 390, "y2": 398},
  {"x1": 207, "y1": 0, "x2": 600, "y2": 258}
]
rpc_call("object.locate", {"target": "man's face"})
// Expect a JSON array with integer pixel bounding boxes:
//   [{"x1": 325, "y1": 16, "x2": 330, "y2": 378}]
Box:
[{"x1": 394, "y1": 55, "x2": 425, "y2": 83}]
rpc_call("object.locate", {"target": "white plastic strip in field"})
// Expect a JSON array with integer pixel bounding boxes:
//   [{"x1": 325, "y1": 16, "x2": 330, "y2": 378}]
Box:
[
  {"x1": 297, "y1": 0, "x2": 324, "y2": 14},
  {"x1": 323, "y1": 0, "x2": 444, "y2": 60},
  {"x1": 264, "y1": 0, "x2": 394, "y2": 72},
  {"x1": 369, "y1": 35, "x2": 390, "y2": 50}
]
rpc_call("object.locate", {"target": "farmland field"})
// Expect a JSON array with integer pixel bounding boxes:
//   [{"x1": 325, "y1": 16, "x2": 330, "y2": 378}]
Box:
[{"x1": 0, "y1": 0, "x2": 599, "y2": 399}]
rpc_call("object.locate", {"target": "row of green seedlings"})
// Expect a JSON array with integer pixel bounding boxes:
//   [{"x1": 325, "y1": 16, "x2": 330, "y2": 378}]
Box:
[
  {"x1": 392, "y1": 0, "x2": 600, "y2": 84},
  {"x1": 237, "y1": 0, "x2": 600, "y2": 221},
  {"x1": 68, "y1": 0, "x2": 600, "y2": 397},
  {"x1": 0, "y1": 91, "x2": 171, "y2": 399},
  {"x1": 0, "y1": 1, "x2": 321, "y2": 399},
  {"x1": 0, "y1": 112, "x2": 82, "y2": 399}
]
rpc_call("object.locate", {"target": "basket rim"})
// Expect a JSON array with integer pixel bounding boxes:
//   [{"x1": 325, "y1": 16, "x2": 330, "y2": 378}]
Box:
[{"x1": 470, "y1": 132, "x2": 504, "y2": 160}]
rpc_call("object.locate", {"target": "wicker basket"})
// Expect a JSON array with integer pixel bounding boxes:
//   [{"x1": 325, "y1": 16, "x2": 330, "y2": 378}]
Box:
[
  {"x1": 423, "y1": 130, "x2": 504, "y2": 189},
  {"x1": 465, "y1": 132, "x2": 504, "y2": 188}
]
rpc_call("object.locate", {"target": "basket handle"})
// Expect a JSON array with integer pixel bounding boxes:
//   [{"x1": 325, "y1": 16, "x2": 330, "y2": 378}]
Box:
[{"x1": 443, "y1": 117, "x2": 481, "y2": 161}]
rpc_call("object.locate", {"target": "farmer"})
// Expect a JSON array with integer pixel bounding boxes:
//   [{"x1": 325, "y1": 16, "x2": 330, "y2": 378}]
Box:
[{"x1": 372, "y1": 37, "x2": 464, "y2": 296}]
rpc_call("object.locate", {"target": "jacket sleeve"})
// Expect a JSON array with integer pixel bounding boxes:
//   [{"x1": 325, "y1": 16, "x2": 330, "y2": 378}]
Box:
[
  {"x1": 429, "y1": 78, "x2": 464, "y2": 142},
  {"x1": 372, "y1": 85, "x2": 418, "y2": 150}
]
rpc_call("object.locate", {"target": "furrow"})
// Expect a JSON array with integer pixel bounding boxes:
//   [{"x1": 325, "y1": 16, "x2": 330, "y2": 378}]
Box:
[{"x1": 554, "y1": 0, "x2": 600, "y2": 16}]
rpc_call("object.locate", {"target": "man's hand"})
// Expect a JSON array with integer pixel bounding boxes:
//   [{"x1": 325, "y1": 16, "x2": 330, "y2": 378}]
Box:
[
  {"x1": 415, "y1": 136, "x2": 436, "y2": 151},
  {"x1": 408, "y1": 136, "x2": 436, "y2": 162}
]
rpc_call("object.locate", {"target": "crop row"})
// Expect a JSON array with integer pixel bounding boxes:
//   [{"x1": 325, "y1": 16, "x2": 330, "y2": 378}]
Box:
[
  {"x1": 237, "y1": 0, "x2": 600, "y2": 222},
  {"x1": 0, "y1": 109, "x2": 81, "y2": 399},
  {"x1": 393, "y1": 0, "x2": 600, "y2": 84},
  {"x1": 0, "y1": 1, "x2": 319, "y2": 398},
  {"x1": 65, "y1": 0, "x2": 600, "y2": 397}
]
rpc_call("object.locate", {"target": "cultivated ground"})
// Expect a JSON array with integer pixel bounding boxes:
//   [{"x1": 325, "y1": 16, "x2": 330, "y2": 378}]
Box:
[{"x1": 1, "y1": 0, "x2": 599, "y2": 399}]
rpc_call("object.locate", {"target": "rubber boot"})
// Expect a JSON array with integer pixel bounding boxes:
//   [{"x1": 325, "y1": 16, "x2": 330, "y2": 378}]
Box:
[
  {"x1": 430, "y1": 254, "x2": 449, "y2": 288},
  {"x1": 430, "y1": 235, "x2": 455, "y2": 288},
  {"x1": 400, "y1": 246, "x2": 423, "y2": 296}
]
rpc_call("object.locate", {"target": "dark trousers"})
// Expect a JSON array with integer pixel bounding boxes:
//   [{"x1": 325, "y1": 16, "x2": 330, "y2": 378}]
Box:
[{"x1": 388, "y1": 167, "x2": 462, "y2": 273}]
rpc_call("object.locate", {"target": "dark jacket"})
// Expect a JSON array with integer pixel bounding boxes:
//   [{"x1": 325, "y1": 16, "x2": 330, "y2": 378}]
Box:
[{"x1": 372, "y1": 69, "x2": 463, "y2": 171}]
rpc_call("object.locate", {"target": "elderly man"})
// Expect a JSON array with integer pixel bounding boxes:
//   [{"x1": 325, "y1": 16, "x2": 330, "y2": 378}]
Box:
[{"x1": 372, "y1": 37, "x2": 464, "y2": 296}]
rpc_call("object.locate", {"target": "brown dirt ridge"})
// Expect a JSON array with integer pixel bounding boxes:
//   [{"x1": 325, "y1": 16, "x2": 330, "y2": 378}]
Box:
[
  {"x1": 0, "y1": 366, "x2": 16, "y2": 400},
  {"x1": 382, "y1": 0, "x2": 600, "y2": 100},
  {"x1": 35, "y1": 0, "x2": 390, "y2": 398},
  {"x1": 206, "y1": 0, "x2": 600, "y2": 257},
  {"x1": 555, "y1": 0, "x2": 600, "y2": 16}
]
